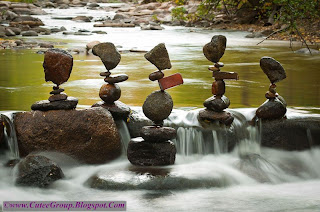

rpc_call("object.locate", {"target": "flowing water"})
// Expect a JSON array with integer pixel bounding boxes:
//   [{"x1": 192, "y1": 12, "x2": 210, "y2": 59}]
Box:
[{"x1": 0, "y1": 4, "x2": 320, "y2": 212}]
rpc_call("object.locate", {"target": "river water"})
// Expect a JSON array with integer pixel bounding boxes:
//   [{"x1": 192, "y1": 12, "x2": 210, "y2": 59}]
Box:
[{"x1": 0, "y1": 4, "x2": 320, "y2": 211}]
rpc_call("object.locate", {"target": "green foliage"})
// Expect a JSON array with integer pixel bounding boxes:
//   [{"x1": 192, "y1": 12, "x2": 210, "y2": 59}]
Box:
[
  {"x1": 175, "y1": 0, "x2": 186, "y2": 5},
  {"x1": 171, "y1": 6, "x2": 187, "y2": 21},
  {"x1": 6, "y1": 0, "x2": 34, "y2": 3}
]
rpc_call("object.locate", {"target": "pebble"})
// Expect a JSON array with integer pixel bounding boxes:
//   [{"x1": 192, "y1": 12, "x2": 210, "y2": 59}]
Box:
[
  {"x1": 104, "y1": 74, "x2": 128, "y2": 84},
  {"x1": 149, "y1": 71, "x2": 164, "y2": 81},
  {"x1": 99, "y1": 83, "x2": 121, "y2": 104},
  {"x1": 260, "y1": 57, "x2": 286, "y2": 83},
  {"x1": 265, "y1": 91, "x2": 278, "y2": 99},
  {"x1": 92, "y1": 42, "x2": 121, "y2": 71},
  {"x1": 144, "y1": 43, "x2": 172, "y2": 71},
  {"x1": 208, "y1": 66, "x2": 220, "y2": 72},
  {"x1": 48, "y1": 93, "x2": 68, "y2": 102},
  {"x1": 50, "y1": 88, "x2": 64, "y2": 95},
  {"x1": 269, "y1": 84, "x2": 277, "y2": 94},
  {"x1": 140, "y1": 126, "x2": 176, "y2": 142},
  {"x1": 203, "y1": 35, "x2": 227, "y2": 63},
  {"x1": 100, "y1": 72, "x2": 111, "y2": 77}
]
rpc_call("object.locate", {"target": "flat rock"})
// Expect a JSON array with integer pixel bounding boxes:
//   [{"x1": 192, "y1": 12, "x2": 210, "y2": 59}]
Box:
[
  {"x1": 31, "y1": 97, "x2": 78, "y2": 111},
  {"x1": 203, "y1": 35, "x2": 227, "y2": 63},
  {"x1": 15, "y1": 155, "x2": 64, "y2": 188},
  {"x1": 140, "y1": 126, "x2": 176, "y2": 142},
  {"x1": 127, "y1": 137, "x2": 176, "y2": 166},
  {"x1": 92, "y1": 100, "x2": 131, "y2": 120},
  {"x1": 21, "y1": 30, "x2": 38, "y2": 36},
  {"x1": 198, "y1": 109, "x2": 234, "y2": 126},
  {"x1": 104, "y1": 74, "x2": 128, "y2": 84},
  {"x1": 10, "y1": 16, "x2": 44, "y2": 27},
  {"x1": 92, "y1": 42, "x2": 121, "y2": 71},
  {"x1": 203, "y1": 95, "x2": 230, "y2": 112},
  {"x1": 43, "y1": 48, "x2": 73, "y2": 85},
  {"x1": 14, "y1": 108, "x2": 122, "y2": 164},
  {"x1": 142, "y1": 90, "x2": 173, "y2": 124},
  {"x1": 48, "y1": 93, "x2": 68, "y2": 102},
  {"x1": 294, "y1": 48, "x2": 320, "y2": 54},
  {"x1": 144, "y1": 43, "x2": 171, "y2": 71},
  {"x1": 260, "y1": 57, "x2": 286, "y2": 83},
  {"x1": 72, "y1": 16, "x2": 92, "y2": 22},
  {"x1": 149, "y1": 71, "x2": 164, "y2": 81},
  {"x1": 256, "y1": 97, "x2": 287, "y2": 120},
  {"x1": 99, "y1": 83, "x2": 121, "y2": 104}
]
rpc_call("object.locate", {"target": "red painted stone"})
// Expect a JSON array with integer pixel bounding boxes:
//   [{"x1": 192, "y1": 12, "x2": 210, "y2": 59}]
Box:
[{"x1": 158, "y1": 73, "x2": 183, "y2": 90}]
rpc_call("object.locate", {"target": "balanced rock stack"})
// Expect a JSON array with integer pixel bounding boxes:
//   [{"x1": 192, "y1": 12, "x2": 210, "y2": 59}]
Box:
[
  {"x1": 31, "y1": 49, "x2": 78, "y2": 111},
  {"x1": 91, "y1": 42, "x2": 130, "y2": 120},
  {"x1": 198, "y1": 35, "x2": 238, "y2": 126},
  {"x1": 127, "y1": 43, "x2": 183, "y2": 166},
  {"x1": 256, "y1": 57, "x2": 287, "y2": 119}
]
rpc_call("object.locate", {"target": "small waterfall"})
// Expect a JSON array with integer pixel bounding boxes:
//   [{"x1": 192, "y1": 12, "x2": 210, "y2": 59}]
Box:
[
  {"x1": 115, "y1": 120, "x2": 131, "y2": 155},
  {"x1": 1, "y1": 112, "x2": 20, "y2": 159}
]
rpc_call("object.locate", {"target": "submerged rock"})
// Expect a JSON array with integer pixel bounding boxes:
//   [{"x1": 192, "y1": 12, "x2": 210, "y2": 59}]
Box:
[
  {"x1": 260, "y1": 57, "x2": 286, "y2": 83},
  {"x1": 92, "y1": 42, "x2": 121, "y2": 71},
  {"x1": 14, "y1": 108, "x2": 122, "y2": 164},
  {"x1": 127, "y1": 137, "x2": 176, "y2": 166},
  {"x1": 203, "y1": 35, "x2": 227, "y2": 63},
  {"x1": 144, "y1": 43, "x2": 171, "y2": 71},
  {"x1": 295, "y1": 48, "x2": 320, "y2": 55},
  {"x1": 256, "y1": 98, "x2": 286, "y2": 120},
  {"x1": 142, "y1": 90, "x2": 173, "y2": 124},
  {"x1": 15, "y1": 155, "x2": 64, "y2": 188}
]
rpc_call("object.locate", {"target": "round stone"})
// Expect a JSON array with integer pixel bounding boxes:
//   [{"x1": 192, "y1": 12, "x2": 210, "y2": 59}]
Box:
[
  {"x1": 104, "y1": 74, "x2": 128, "y2": 84},
  {"x1": 256, "y1": 97, "x2": 287, "y2": 120},
  {"x1": 149, "y1": 71, "x2": 164, "y2": 81},
  {"x1": 140, "y1": 126, "x2": 176, "y2": 142},
  {"x1": 99, "y1": 83, "x2": 121, "y2": 103},
  {"x1": 127, "y1": 137, "x2": 176, "y2": 166},
  {"x1": 142, "y1": 90, "x2": 173, "y2": 123},
  {"x1": 48, "y1": 93, "x2": 68, "y2": 102},
  {"x1": 203, "y1": 35, "x2": 227, "y2": 63},
  {"x1": 211, "y1": 80, "x2": 225, "y2": 96},
  {"x1": 203, "y1": 95, "x2": 230, "y2": 112}
]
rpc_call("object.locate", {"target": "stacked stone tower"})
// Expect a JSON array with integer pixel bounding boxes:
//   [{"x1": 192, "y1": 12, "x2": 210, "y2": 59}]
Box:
[
  {"x1": 91, "y1": 42, "x2": 130, "y2": 120},
  {"x1": 127, "y1": 43, "x2": 183, "y2": 166},
  {"x1": 31, "y1": 48, "x2": 78, "y2": 111},
  {"x1": 198, "y1": 35, "x2": 238, "y2": 126}
]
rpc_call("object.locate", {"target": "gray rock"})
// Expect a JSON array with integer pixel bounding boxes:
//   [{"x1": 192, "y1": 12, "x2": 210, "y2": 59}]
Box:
[
  {"x1": 5, "y1": 28, "x2": 15, "y2": 36},
  {"x1": 142, "y1": 90, "x2": 173, "y2": 124},
  {"x1": 72, "y1": 16, "x2": 92, "y2": 22},
  {"x1": 92, "y1": 42, "x2": 121, "y2": 71},
  {"x1": 260, "y1": 57, "x2": 286, "y2": 83},
  {"x1": 12, "y1": 8, "x2": 31, "y2": 15},
  {"x1": 198, "y1": 109, "x2": 234, "y2": 126},
  {"x1": 144, "y1": 43, "x2": 171, "y2": 71},
  {"x1": 15, "y1": 155, "x2": 64, "y2": 188},
  {"x1": 88, "y1": 3, "x2": 99, "y2": 8},
  {"x1": 295, "y1": 48, "x2": 320, "y2": 55},
  {"x1": 21, "y1": 30, "x2": 38, "y2": 36},
  {"x1": 256, "y1": 97, "x2": 287, "y2": 120},
  {"x1": 203, "y1": 35, "x2": 227, "y2": 63},
  {"x1": 127, "y1": 137, "x2": 176, "y2": 166},
  {"x1": 203, "y1": 95, "x2": 230, "y2": 112},
  {"x1": 141, "y1": 126, "x2": 176, "y2": 142},
  {"x1": 92, "y1": 30, "x2": 107, "y2": 34},
  {"x1": 104, "y1": 74, "x2": 128, "y2": 84},
  {"x1": 11, "y1": 16, "x2": 44, "y2": 27},
  {"x1": 92, "y1": 100, "x2": 131, "y2": 120},
  {"x1": 8, "y1": 27, "x2": 21, "y2": 35},
  {"x1": 31, "y1": 97, "x2": 78, "y2": 111},
  {"x1": 3, "y1": 10, "x2": 18, "y2": 21}
]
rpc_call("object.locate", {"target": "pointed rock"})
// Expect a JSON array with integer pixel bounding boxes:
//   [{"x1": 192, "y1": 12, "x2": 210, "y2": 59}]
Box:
[
  {"x1": 260, "y1": 57, "x2": 286, "y2": 83},
  {"x1": 144, "y1": 43, "x2": 171, "y2": 71},
  {"x1": 92, "y1": 42, "x2": 121, "y2": 71},
  {"x1": 203, "y1": 35, "x2": 227, "y2": 63}
]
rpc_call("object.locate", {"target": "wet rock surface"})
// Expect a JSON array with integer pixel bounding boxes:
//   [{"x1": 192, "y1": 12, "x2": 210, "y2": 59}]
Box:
[
  {"x1": 43, "y1": 48, "x2": 73, "y2": 86},
  {"x1": 15, "y1": 155, "x2": 64, "y2": 188},
  {"x1": 31, "y1": 97, "x2": 78, "y2": 111},
  {"x1": 144, "y1": 43, "x2": 171, "y2": 71},
  {"x1": 14, "y1": 108, "x2": 122, "y2": 164},
  {"x1": 256, "y1": 98, "x2": 287, "y2": 120},
  {"x1": 149, "y1": 71, "x2": 164, "y2": 81},
  {"x1": 198, "y1": 109, "x2": 234, "y2": 126},
  {"x1": 140, "y1": 126, "x2": 176, "y2": 142},
  {"x1": 99, "y1": 83, "x2": 121, "y2": 104},
  {"x1": 127, "y1": 137, "x2": 176, "y2": 166},
  {"x1": 260, "y1": 57, "x2": 286, "y2": 83},
  {"x1": 92, "y1": 101, "x2": 131, "y2": 120},
  {"x1": 203, "y1": 95, "x2": 230, "y2": 112},
  {"x1": 203, "y1": 35, "x2": 227, "y2": 63},
  {"x1": 104, "y1": 74, "x2": 128, "y2": 84},
  {"x1": 92, "y1": 42, "x2": 121, "y2": 71},
  {"x1": 142, "y1": 90, "x2": 173, "y2": 123}
]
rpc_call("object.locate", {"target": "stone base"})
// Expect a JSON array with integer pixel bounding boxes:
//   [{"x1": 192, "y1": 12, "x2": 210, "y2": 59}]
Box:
[
  {"x1": 127, "y1": 137, "x2": 176, "y2": 166},
  {"x1": 31, "y1": 97, "x2": 78, "y2": 111},
  {"x1": 140, "y1": 126, "x2": 176, "y2": 142},
  {"x1": 92, "y1": 100, "x2": 131, "y2": 120},
  {"x1": 198, "y1": 109, "x2": 234, "y2": 126},
  {"x1": 256, "y1": 97, "x2": 286, "y2": 120},
  {"x1": 203, "y1": 95, "x2": 230, "y2": 112}
]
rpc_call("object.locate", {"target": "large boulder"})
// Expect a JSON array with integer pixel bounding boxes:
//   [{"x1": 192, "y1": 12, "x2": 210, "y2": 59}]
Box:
[
  {"x1": 10, "y1": 16, "x2": 44, "y2": 27},
  {"x1": 14, "y1": 108, "x2": 122, "y2": 164},
  {"x1": 15, "y1": 155, "x2": 64, "y2": 188}
]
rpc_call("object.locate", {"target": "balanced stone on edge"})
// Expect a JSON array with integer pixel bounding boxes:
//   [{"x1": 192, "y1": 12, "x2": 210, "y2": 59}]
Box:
[
  {"x1": 92, "y1": 100, "x2": 131, "y2": 120},
  {"x1": 203, "y1": 95, "x2": 230, "y2": 112},
  {"x1": 127, "y1": 137, "x2": 176, "y2": 166},
  {"x1": 48, "y1": 93, "x2": 68, "y2": 102},
  {"x1": 149, "y1": 70, "x2": 164, "y2": 81},
  {"x1": 104, "y1": 74, "x2": 128, "y2": 84},
  {"x1": 211, "y1": 80, "x2": 225, "y2": 96},
  {"x1": 198, "y1": 109, "x2": 234, "y2": 126},
  {"x1": 203, "y1": 35, "x2": 227, "y2": 63},
  {"x1": 260, "y1": 57, "x2": 286, "y2": 83},
  {"x1": 144, "y1": 43, "x2": 172, "y2": 71},
  {"x1": 140, "y1": 126, "x2": 176, "y2": 143},
  {"x1": 43, "y1": 48, "x2": 73, "y2": 86},
  {"x1": 31, "y1": 97, "x2": 78, "y2": 111},
  {"x1": 92, "y1": 42, "x2": 121, "y2": 71},
  {"x1": 50, "y1": 88, "x2": 64, "y2": 95},
  {"x1": 256, "y1": 97, "x2": 287, "y2": 120},
  {"x1": 99, "y1": 83, "x2": 121, "y2": 104},
  {"x1": 142, "y1": 90, "x2": 173, "y2": 124}
]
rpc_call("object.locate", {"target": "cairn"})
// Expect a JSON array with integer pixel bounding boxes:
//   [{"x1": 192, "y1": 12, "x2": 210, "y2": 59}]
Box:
[
  {"x1": 198, "y1": 35, "x2": 238, "y2": 126},
  {"x1": 256, "y1": 57, "x2": 287, "y2": 119},
  {"x1": 91, "y1": 42, "x2": 130, "y2": 120},
  {"x1": 31, "y1": 49, "x2": 78, "y2": 111},
  {"x1": 127, "y1": 43, "x2": 183, "y2": 166}
]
